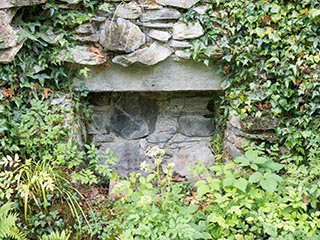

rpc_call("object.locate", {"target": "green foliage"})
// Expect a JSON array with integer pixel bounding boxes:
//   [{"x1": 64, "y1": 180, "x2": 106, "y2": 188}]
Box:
[
  {"x1": 26, "y1": 210, "x2": 65, "y2": 238},
  {"x1": 86, "y1": 147, "x2": 211, "y2": 240},
  {"x1": 0, "y1": 202, "x2": 26, "y2": 240},
  {"x1": 0, "y1": 1, "x2": 115, "y2": 238},
  {"x1": 85, "y1": 148, "x2": 320, "y2": 239},
  {"x1": 71, "y1": 145, "x2": 118, "y2": 185},
  {"x1": 186, "y1": 0, "x2": 320, "y2": 157},
  {"x1": 40, "y1": 230, "x2": 70, "y2": 240}
]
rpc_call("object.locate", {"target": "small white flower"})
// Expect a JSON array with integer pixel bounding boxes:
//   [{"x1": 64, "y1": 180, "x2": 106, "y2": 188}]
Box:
[
  {"x1": 140, "y1": 161, "x2": 150, "y2": 171},
  {"x1": 138, "y1": 195, "x2": 152, "y2": 206},
  {"x1": 146, "y1": 146, "x2": 165, "y2": 158}
]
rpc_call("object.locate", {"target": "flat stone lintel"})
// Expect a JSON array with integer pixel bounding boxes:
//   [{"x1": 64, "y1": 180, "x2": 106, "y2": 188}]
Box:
[{"x1": 74, "y1": 58, "x2": 221, "y2": 92}]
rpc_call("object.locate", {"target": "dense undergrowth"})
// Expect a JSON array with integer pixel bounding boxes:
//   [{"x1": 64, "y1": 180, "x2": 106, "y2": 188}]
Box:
[{"x1": 0, "y1": 0, "x2": 320, "y2": 239}]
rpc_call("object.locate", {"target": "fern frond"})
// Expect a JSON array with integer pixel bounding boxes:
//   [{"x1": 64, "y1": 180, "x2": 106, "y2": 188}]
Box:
[{"x1": 0, "y1": 202, "x2": 26, "y2": 240}]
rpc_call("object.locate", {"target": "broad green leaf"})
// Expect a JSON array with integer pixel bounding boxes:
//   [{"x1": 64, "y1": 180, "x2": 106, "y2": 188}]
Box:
[
  {"x1": 234, "y1": 156, "x2": 250, "y2": 166},
  {"x1": 207, "y1": 213, "x2": 226, "y2": 227},
  {"x1": 259, "y1": 178, "x2": 277, "y2": 192},
  {"x1": 223, "y1": 173, "x2": 235, "y2": 187},
  {"x1": 227, "y1": 206, "x2": 242, "y2": 215},
  {"x1": 208, "y1": 178, "x2": 221, "y2": 191},
  {"x1": 253, "y1": 157, "x2": 269, "y2": 165},
  {"x1": 234, "y1": 178, "x2": 248, "y2": 193},
  {"x1": 245, "y1": 150, "x2": 259, "y2": 160},
  {"x1": 196, "y1": 183, "x2": 210, "y2": 197},
  {"x1": 264, "y1": 172, "x2": 282, "y2": 183},
  {"x1": 265, "y1": 161, "x2": 284, "y2": 172},
  {"x1": 146, "y1": 174, "x2": 155, "y2": 182},
  {"x1": 249, "y1": 172, "x2": 263, "y2": 183},
  {"x1": 180, "y1": 205, "x2": 198, "y2": 215}
]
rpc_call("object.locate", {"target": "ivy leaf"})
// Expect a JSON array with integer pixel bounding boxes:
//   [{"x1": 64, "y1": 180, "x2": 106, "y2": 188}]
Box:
[
  {"x1": 220, "y1": 78, "x2": 231, "y2": 89},
  {"x1": 310, "y1": 9, "x2": 320, "y2": 18}
]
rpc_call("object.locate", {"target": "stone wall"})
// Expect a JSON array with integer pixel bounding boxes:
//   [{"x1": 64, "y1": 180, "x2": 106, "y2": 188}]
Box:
[
  {"x1": 1, "y1": 0, "x2": 220, "y2": 65},
  {"x1": 1, "y1": 0, "x2": 274, "y2": 176},
  {"x1": 224, "y1": 114, "x2": 279, "y2": 159},
  {"x1": 87, "y1": 91, "x2": 215, "y2": 177}
]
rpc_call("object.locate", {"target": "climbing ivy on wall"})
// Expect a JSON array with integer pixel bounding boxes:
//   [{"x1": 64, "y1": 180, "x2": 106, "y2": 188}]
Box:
[{"x1": 187, "y1": 0, "x2": 320, "y2": 158}]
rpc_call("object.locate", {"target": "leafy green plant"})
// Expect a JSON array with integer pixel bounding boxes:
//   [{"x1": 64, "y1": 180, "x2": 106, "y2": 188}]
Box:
[
  {"x1": 186, "y1": 0, "x2": 320, "y2": 159},
  {"x1": 0, "y1": 202, "x2": 26, "y2": 240},
  {"x1": 71, "y1": 145, "x2": 118, "y2": 185},
  {"x1": 94, "y1": 147, "x2": 210, "y2": 240},
  {"x1": 40, "y1": 230, "x2": 70, "y2": 240}
]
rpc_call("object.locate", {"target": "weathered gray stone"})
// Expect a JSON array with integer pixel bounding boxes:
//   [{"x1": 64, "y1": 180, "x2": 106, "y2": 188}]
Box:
[
  {"x1": 173, "y1": 21, "x2": 204, "y2": 40},
  {"x1": 101, "y1": 141, "x2": 148, "y2": 176},
  {"x1": 178, "y1": 115, "x2": 214, "y2": 137},
  {"x1": 115, "y1": 1, "x2": 142, "y2": 19},
  {"x1": 88, "y1": 111, "x2": 111, "y2": 134},
  {"x1": 75, "y1": 34, "x2": 99, "y2": 43},
  {"x1": 58, "y1": 45, "x2": 107, "y2": 65},
  {"x1": 74, "y1": 24, "x2": 98, "y2": 42},
  {"x1": 147, "y1": 133, "x2": 172, "y2": 143},
  {"x1": 112, "y1": 42, "x2": 172, "y2": 67},
  {"x1": 225, "y1": 140, "x2": 242, "y2": 159},
  {"x1": 109, "y1": 95, "x2": 158, "y2": 139},
  {"x1": 46, "y1": 27, "x2": 63, "y2": 45},
  {"x1": 0, "y1": 43, "x2": 23, "y2": 63},
  {"x1": 141, "y1": 2, "x2": 163, "y2": 10},
  {"x1": 155, "y1": 0, "x2": 200, "y2": 9},
  {"x1": 110, "y1": 107, "x2": 149, "y2": 139},
  {"x1": 153, "y1": 116, "x2": 178, "y2": 135},
  {"x1": 167, "y1": 142, "x2": 214, "y2": 178},
  {"x1": 99, "y1": 18, "x2": 146, "y2": 53},
  {"x1": 136, "y1": 21, "x2": 174, "y2": 28},
  {"x1": 0, "y1": 24, "x2": 18, "y2": 49},
  {"x1": 229, "y1": 115, "x2": 279, "y2": 132},
  {"x1": 74, "y1": 57, "x2": 221, "y2": 91},
  {"x1": 148, "y1": 30, "x2": 171, "y2": 42},
  {"x1": 0, "y1": 0, "x2": 45, "y2": 9},
  {"x1": 87, "y1": 92, "x2": 218, "y2": 178},
  {"x1": 169, "y1": 40, "x2": 191, "y2": 48},
  {"x1": 57, "y1": 0, "x2": 81, "y2": 4},
  {"x1": 75, "y1": 23, "x2": 95, "y2": 34},
  {"x1": 193, "y1": 5, "x2": 209, "y2": 14},
  {"x1": 93, "y1": 134, "x2": 114, "y2": 146},
  {"x1": 0, "y1": 9, "x2": 16, "y2": 24},
  {"x1": 140, "y1": 8, "x2": 181, "y2": 22},
  {"x1": 175, "y1": 50, "x2": 191, "y2": 59},
  {"x1": 92, "y1": 16, "x2": 106, "y2": 22}
]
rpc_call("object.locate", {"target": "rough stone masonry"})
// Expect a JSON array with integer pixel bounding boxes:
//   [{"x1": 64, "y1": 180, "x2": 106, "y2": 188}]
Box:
[{"x1": 2, "y1": 0, "x2": 276, "y2": 177}]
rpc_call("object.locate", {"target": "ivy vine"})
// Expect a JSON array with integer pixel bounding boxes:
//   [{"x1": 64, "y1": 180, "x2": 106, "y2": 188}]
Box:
[{"x1": 187, "y1": 0, "x2": 320, "y2": 158}]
